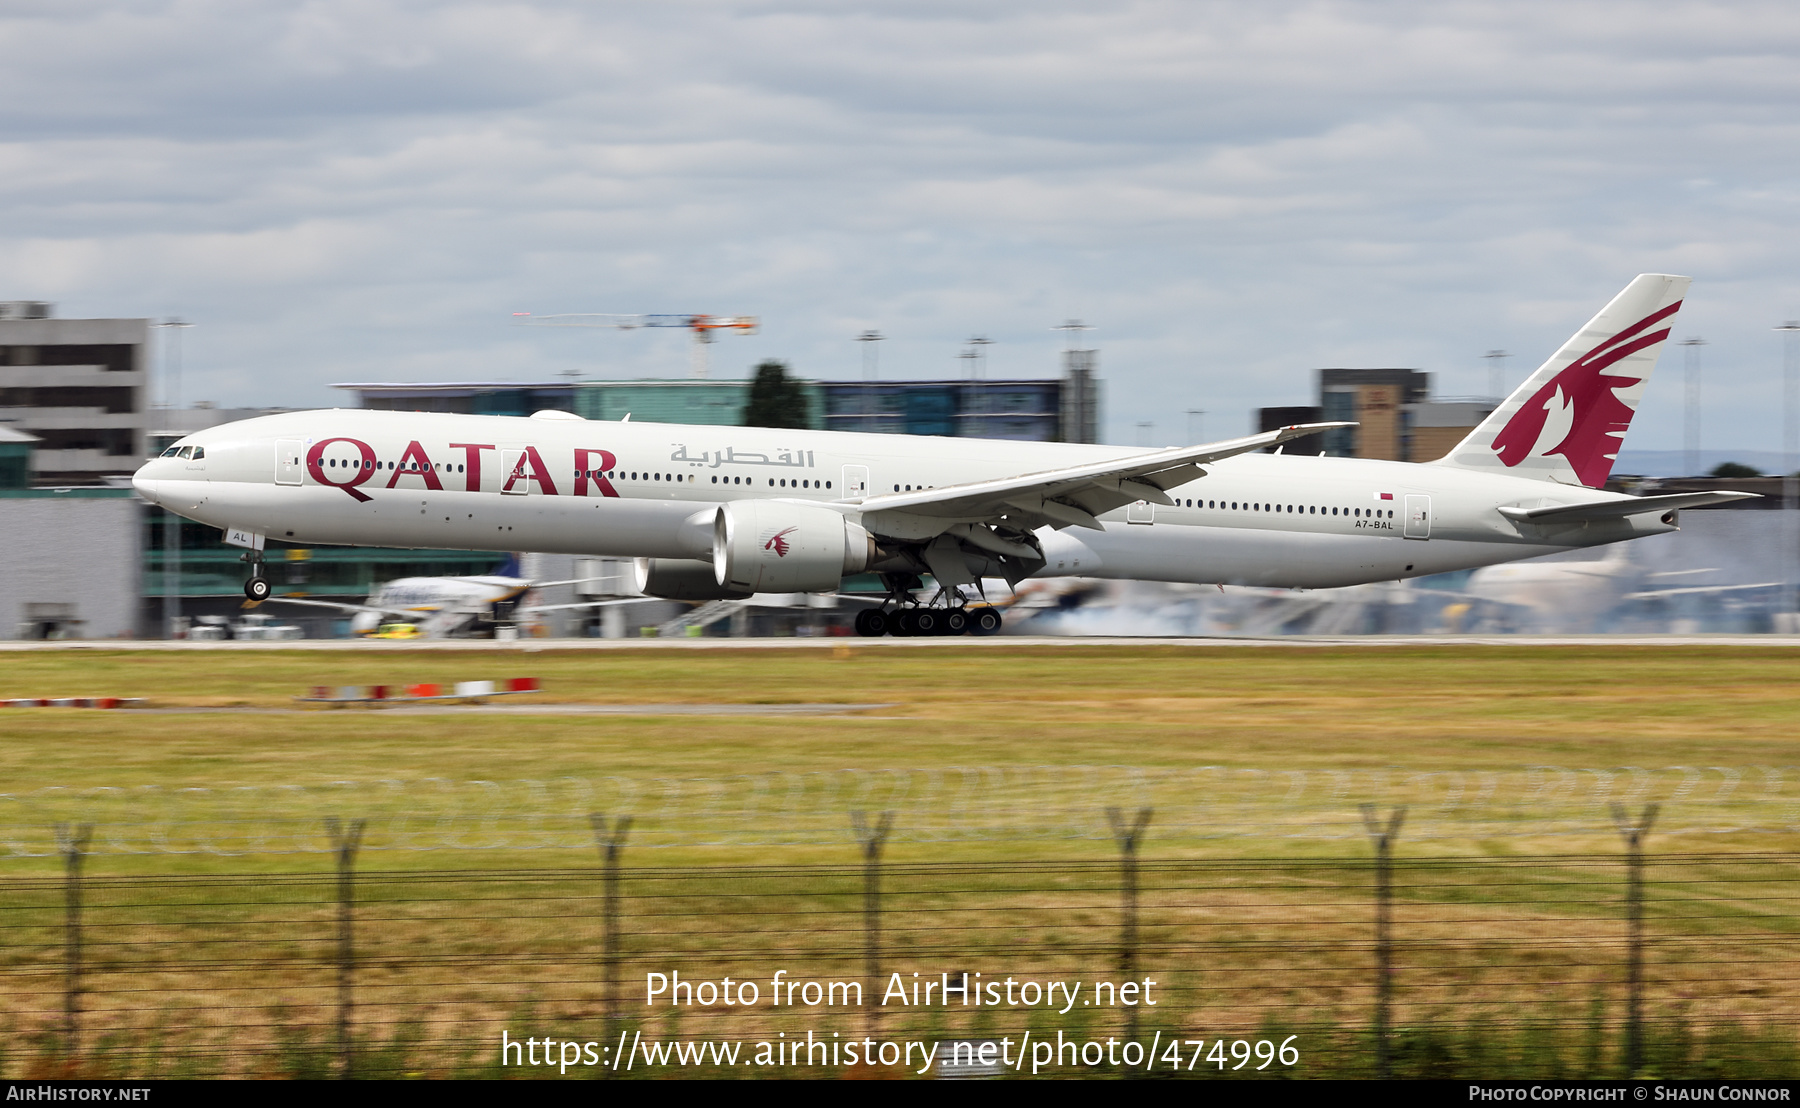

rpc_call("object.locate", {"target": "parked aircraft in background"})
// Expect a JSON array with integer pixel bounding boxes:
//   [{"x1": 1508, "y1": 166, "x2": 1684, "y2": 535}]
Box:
[
  {"x1": 267, "y1": 569, "x2": 635, "y2": 638},
  {"x1": 1459, "y1": 544, "x2": 1781, "y2": 632},
  {"x1": 135, "y1": 275, "x2": 1755, "y2": 637}
]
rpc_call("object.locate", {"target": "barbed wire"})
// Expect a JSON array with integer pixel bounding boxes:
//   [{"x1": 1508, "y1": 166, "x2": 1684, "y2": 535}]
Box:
[{"x1": 0, "y1": 765, "x2": 1793, "y2": 857}]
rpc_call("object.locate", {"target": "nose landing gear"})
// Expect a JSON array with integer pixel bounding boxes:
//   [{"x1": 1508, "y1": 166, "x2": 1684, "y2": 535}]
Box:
[{"x1": 242, "y1": 551, "x2": 271, "y2": 602}]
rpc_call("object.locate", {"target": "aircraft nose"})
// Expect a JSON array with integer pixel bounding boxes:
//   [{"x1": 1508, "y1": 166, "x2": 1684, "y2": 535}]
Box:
[{"x1": 131, "y1": 463, "x2": 163, "y2": 505}]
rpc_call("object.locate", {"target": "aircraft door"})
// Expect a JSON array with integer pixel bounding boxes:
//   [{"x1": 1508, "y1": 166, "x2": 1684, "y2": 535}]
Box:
[
  {"x1": 1126, "y1": 500, "x2": 1154, "y2": 524},
  {"x1": 841, "y1": 464, "x2": 869, "y2": 499},
  {"x1": 1404, "y1": 494, "x2": 1431, "y2": 539},
  {"x1": 276, "y1": 439, "x2": 304, "y2": 486}
]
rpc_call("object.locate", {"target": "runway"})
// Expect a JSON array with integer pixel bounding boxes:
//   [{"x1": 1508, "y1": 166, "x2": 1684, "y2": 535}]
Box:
[{"x1": 4, "y1": 634, "x2": 1800, "y2": 650}]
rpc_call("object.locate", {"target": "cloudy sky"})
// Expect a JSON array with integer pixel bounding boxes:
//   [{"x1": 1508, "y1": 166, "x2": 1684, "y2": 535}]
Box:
[{"x1": 4, "y1": 1, "x2": 1799, "y2": 453}]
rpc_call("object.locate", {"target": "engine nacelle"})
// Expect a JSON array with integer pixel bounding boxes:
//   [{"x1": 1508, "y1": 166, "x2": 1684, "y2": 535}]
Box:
[
  {"x1": 713, "y1": 500, "x2": 872, "y2": 594},
  {"x1": 634, "y1": 558, "x2": 753, "y2": 602}
]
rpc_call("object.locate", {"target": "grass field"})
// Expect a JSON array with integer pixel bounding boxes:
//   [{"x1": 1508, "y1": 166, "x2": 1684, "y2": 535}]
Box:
[
  {"x1": 0, "y1": 642, "x2": 1793, "y2": 864},
  {"x1": 1, "y1": 643, "x2": 1796, "y2": 783},
  {"x1": 0, "y1": 644, "x2": 1795, "y2": 1078}
]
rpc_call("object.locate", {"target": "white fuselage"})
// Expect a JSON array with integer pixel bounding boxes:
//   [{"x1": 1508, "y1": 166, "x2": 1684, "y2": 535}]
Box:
[
  {"x1": 353, "y1": 575, "x2": 530, "y2": 635},
  {"x1": 132, "y1": 409, "x2": 1674, "y2": 590}
]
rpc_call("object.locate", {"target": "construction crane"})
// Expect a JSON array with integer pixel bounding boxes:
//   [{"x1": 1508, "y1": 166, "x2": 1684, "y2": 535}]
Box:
[{"x1": 511, "y1": 313, "x2": 759, "y2": 379}]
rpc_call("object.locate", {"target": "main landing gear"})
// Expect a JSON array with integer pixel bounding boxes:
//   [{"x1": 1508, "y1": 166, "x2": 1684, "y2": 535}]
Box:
[
  {"x1": 242, "y1": 551, "x2": 271, "y2": 602},
  {"x1": 853, "y1": 604, "x2": 1002, "y2": 638}
]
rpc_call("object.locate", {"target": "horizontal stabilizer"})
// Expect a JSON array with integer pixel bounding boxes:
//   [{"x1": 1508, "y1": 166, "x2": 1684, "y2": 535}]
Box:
[{"x1": 1498, "y1": 491, "x2": 1758, "y2": 524}]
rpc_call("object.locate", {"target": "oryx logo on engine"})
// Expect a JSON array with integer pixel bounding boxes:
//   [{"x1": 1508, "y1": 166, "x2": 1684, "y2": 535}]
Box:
[{"x1": 762, "y1": 526, "x2": 798, "y2": 557}]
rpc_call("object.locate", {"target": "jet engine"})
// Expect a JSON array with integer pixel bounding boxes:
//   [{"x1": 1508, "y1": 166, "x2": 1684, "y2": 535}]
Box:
[
  {"x1": 713, "y1": 500, "x2": 873, "y2": 594},
  {"x1": 635, "y1": 558, "x2": 753, "y2": 602}
]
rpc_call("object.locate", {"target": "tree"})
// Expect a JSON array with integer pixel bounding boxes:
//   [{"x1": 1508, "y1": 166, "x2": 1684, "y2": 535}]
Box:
[
  {"x1": 1708, "y1": 461, "x2": 1762, "y2": 479},
  {"x1": 741, "y1": 359, "x2": 812, "y2": 429}
]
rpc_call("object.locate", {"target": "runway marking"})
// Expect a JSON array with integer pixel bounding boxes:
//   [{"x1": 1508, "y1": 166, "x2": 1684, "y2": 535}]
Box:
[{"x1": 133, "y1": 702, "x2": 897, "y2": 716}]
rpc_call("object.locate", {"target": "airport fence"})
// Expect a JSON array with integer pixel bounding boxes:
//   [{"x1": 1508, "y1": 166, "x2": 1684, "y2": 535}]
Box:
[{"x1": 2, "y1": 810, "x2": 1798, "y2": 1079}]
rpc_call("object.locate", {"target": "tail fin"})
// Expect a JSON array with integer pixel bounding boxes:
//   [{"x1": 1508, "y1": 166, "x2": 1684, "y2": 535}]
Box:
[{"x1": 1436, "y1": 274, "x2": 1690, "y2": 487}]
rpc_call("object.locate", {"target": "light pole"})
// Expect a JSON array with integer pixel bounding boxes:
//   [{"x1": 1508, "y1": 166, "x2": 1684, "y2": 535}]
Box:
[
  {"x1": 856, "y1": 330, "x2": 883, "y2": 431},
  {"x1": 963, "y1": 336, "x2": 991, "y2": 437},
  {"x1": 156, "y1": 319, "x2": 192, "y2": 639},
  {"x1": 1054, "y1": 320, "x2": 1095, "y2": 444},
  {"x1": 1482, "y1": 349, "x2": 1510, "y2": 399},
  {"x1": 1680, "y1": 337, "x2": 1707, "y2": 476},
  {"x1": 1778, "y1": 322, "x2": 1800, "y2": 623}
]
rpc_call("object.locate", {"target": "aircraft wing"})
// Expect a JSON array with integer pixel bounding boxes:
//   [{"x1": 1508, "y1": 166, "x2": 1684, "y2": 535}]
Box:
[
  {"x1": 260, "y1": 597, "x2": 441, "y2": 619},
  {"x1": 1620, "y1": 581, "x2": 1785, "y2": 601},
  {"x1": 1498, "y1": 491, "x2": 1759, "y2": 524},
  {"x1": 524, "y1": 574, "x2": 634, "y2": 590},
  {"x1": 855, "y1": 423, "x2": 1351, "y2": 532},
  {"x1": 517, "y1": 597, "x2": 658, "y2": 614}
]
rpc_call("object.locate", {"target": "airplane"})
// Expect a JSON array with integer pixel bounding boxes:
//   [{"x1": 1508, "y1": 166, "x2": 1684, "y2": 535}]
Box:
[
  {"x1": 262, "y1": 569, "x2": 638, "y2": 638},
  {"x1": 132, "y1": 275, "x2": 1757, "y2": 637},
  {"x1": 1460, "y1": 543, "x2": 1782, "y2": 632}
]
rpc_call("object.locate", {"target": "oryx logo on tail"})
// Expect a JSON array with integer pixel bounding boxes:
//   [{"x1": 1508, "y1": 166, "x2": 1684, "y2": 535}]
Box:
[
  {"x1": 1490, "y1": 302, "x2": 1679, "y2": 488},
  {"x1": 1438, "y1": 275, "x2": 1689, "y2": 489}
]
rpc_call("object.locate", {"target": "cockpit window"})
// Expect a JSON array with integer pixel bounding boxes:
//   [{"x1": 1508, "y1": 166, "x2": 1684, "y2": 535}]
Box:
[
  {"x1": 190, "y1": 447, "x2": 204, "y2": 460},
  {"x1": 176, "y1": 446, "x2": 193, "y2": 459},
  {"x1": 160, "y1": 446, "x2": 181, "y2": 458}
]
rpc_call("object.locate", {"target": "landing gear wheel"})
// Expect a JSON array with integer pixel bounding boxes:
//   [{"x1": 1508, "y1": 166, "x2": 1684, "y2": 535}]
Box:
[
  {"x1": 891, "y1": 609, "x2": 918, "y2": 636},
  {"x1": 913, "y1": 609, "x2": 942, "y2": 636},
  {"x1": 855, "y1": 609, "x2": 890, "y2": 637},
  {"x1": 245, "y1": 576, "x2": 271, "y2": 602},
  {"x1": 968, "y1": 607, "x2": 1002, "y2": 636},
  {"x1": 942, "y1": 609, "x2": 969, "y2": 635}
]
